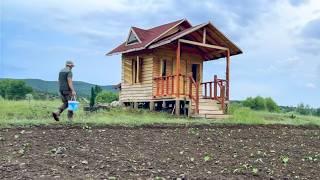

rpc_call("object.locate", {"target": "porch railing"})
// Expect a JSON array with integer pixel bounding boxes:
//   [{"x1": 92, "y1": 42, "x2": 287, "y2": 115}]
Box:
[
  {"x1": 153, "y1": 74, "x2": 227, "y2": 114},
  {"x1": 201, "y1": 75, "x2": 228, "y2": 111}
]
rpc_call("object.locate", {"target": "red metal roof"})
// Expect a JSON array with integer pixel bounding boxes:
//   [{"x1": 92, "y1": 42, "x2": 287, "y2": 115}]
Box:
[
  {"x1": 107, "y1": 19, "x2": 189, "y2": 55},
  {"x1": 107, "y1": 19, "x2": 242, "y2": 59}
]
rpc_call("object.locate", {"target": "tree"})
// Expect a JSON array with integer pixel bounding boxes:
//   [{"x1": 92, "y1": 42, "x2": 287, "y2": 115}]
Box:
[
  {"x1": 89, "y1": 85, "x2": 103, "y2": 107},
  {"x1": 0, "y1": 80, "x2": 33, "y2": 100},
  {"x1": 89, "y1": 87, "x2": 96, "y2": 107},
  {"x1": 253, "y1": 96, "x2": 266, "y2": 110},
  {"x1": 242, "y1": 97, "x2": 254, "y2": 108},
  {"x1": 315, "y1": 108, "x2": 320, "y2": 117},
  {"x1": 296, "y1": 103, "x2": 312, "y2": 115},
  {"x1": 94, "y1": 85, "x2": 102, "y2": 94},
  {"x1": 265, "y1": 97, "x2": 279, "y2": 112},
  {"x1": 96, "y1": 91, "x2": 119, "y2": 103},
  {"x1": 242, "y1": 96, "x2": 266, "y2": 111}
]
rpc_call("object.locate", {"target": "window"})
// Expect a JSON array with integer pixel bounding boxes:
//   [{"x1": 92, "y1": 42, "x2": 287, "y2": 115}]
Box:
[
  {"x1": 161, "y1": 60, "x2": 167, "y2": 77},
  {"x1": 132, "y1": 57, "x2": 143, "y2": 83},
  {"x1": 127, "y1": 30, "x2": 139, "y2": 45}
]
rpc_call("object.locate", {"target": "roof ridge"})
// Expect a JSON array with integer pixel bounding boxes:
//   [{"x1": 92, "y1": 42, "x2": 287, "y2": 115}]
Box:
[{"x1": 147, "y1": 19, "x2": 185, "y2": 31}]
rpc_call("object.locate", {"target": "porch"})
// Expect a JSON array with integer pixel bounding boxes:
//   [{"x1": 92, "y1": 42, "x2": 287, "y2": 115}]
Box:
[{"x1": 153, "y1": 33, "x2": 232, "y2": 117}]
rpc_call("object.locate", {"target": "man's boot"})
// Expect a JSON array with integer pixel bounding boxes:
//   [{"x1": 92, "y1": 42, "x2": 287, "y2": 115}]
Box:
[
  {"x1": 52, "y1": 109, "x2": 63, "y2": 121},
  {"x1": 67, "y1": 110, "x2": 73, "y2": 121}
]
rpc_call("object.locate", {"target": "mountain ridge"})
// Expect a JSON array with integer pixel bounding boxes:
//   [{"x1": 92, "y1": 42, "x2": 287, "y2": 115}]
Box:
[{"x1": 0, "y1": 78, "x2": 117, "y2": 97}]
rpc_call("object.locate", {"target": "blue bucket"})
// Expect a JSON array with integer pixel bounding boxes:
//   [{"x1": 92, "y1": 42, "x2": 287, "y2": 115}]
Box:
[{"x1": 68, "y1": 100, "x2": 79, "y2": 111}]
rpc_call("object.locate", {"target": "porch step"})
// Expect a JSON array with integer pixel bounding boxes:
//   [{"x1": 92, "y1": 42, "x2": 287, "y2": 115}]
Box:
[
  {"x1": 191, "y1": 98, "x2": 228, "y2": 119},
  {"x1": 199, "y1": 98, "x2": 219, "y2": 104},
  {"x1": 198, "y1": 105, "x2": 220, "y2": 111},
  {"x1": 192, "y1": 114, "x2": 230, "y2": 119},
  {"x1": 199, "y1": 109, "x2": 224, "y2": 115}
]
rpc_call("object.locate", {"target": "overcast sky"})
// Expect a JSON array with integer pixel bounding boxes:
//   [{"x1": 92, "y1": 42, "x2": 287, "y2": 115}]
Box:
[{"x1": 1, "y1": 0, "x2": 320, "y2": 107}]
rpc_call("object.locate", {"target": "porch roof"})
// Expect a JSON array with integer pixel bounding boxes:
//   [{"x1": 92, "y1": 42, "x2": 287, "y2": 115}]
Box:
[{"x1": 149, "y1": 22, "x2": 242, "y2": 60}]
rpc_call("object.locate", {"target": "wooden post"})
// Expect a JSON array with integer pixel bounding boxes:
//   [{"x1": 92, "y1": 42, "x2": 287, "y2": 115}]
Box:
[
  {"x1": 189, "y1": 77, "x2": 192, "y2": 98},
  {"x1": 149, "y1": 101, "x2": 155, "y2": 111},
  {"x1": 136, "y1": 56, "x2": 140, "y2": 83},
  {"x1": 188, "y1": 100, "x2": 192, "y2": 117},
  {"x1": 166, "y1": 76, "x2": 169, "y2": 96},
  {"x1": 221, "y1": 86, "x2": 225, "y2": 112},
  {"x1": 161, "y1": 77, "x2": 164, "y2": 96},
  {"x1": 195, "y1": 83, "x2": 199, "y2": 114},
  {"x1": 134, "y1": 102, "x2": 138, "y2": 109},
  {"x1": 176, "y1": 41, "x2": 181, "y2": 97},
  {"x1": 209, "y1": 82, "x2": 212, "y2": 99},
  {"x1": 162, "y1": 101, "x2": 166, "y2": 109},
  {"x1": 214, "y1": 75, "x2": 217, "y2": 99},
  {"x1": 204, "y1": 83, "x2": 207, "y2": 98},
  {"x1": 156, "y1": 78, "x2": 159, "y2": 96},
  {"x1": 203, "y1": 28, "x2": 206, "y2": 44},
  {"x1": 171, "y1": 76, "x2": 174, "y2": 96},
  {"x1": 226, "y1": 49, "x2": 230, "y2": 101},
  {"x1": 175, "y1": 100, "x2": 180, "y2": 115}
]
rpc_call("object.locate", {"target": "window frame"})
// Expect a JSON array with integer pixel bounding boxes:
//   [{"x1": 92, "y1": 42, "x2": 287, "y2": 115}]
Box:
[
  {"x1": 131, "y1": 56, "x2": 143, "y2": 84},
  {"x1": 161, "y1": 59, "x2": 167, "y2": 77}
]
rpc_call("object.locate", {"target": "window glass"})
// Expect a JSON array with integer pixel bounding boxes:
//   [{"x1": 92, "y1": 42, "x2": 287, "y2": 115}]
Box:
[{"x1": 127, "y1": 31, "x2": 139, "y2": 45}]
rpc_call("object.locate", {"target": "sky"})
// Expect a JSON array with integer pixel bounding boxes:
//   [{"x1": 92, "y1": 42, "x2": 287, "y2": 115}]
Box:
[{"x1": 1, "y1": 0, "x2": 320, "y2": 107}]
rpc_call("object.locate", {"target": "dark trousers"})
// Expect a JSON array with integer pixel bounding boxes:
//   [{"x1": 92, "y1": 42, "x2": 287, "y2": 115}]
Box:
[{"x1": 58, "y1": 91, "x2": 73, "y2": 119}]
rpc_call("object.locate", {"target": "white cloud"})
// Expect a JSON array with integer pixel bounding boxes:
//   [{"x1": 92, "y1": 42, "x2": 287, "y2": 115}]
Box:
[
  {"x1": 2, "y1": 0, "x2": 320, "y2": 106},
  {"x1": 306, "y1": 82, "x2": 316, "y2": 88}
]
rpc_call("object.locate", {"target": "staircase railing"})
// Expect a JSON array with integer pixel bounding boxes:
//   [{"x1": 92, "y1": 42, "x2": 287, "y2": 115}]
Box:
[
  {"x1": 201, "y1": 75, "x2": 227, "y2": 112},
  {"x1": 188, "y1": 74, "x2": 199, "y2": 114}
]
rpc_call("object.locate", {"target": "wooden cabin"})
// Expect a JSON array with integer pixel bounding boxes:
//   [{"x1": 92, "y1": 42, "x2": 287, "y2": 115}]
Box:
[{"x1": 107, "y1": 19, "x2": 242, "y2": 118}]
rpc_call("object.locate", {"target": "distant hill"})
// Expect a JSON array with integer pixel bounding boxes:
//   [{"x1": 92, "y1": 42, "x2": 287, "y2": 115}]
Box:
[{"x1": 0, "y1": 78, "x2": 117, "y2": 97}]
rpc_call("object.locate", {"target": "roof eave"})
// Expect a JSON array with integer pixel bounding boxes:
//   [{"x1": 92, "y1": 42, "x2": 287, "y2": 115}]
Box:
[{"x1": 106, "y1": 47, "x2": 146, "y2": 56}]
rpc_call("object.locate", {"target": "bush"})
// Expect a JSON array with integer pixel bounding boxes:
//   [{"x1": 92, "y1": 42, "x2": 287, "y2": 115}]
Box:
[
  {"x1": 96, "y1": 91, "x2": 119, "y2": 104},
  {"x1": 243, "y1": 96, "x2": 266, "y2": 111},
  {"x1": 242, "y1": 96, "x2": 279, "y2": 112},
  {"x1": 265, "y1": 97, "x2": 279, "y2": 112},
  {"x1": 253, "y1": 96, "x2": 266, "y2": 110},
  {"x1": 0, "y1": 79, "x2": 33, "y2": 100}
]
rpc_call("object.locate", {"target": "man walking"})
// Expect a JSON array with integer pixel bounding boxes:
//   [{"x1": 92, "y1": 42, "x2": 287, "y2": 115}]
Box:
[{"x1": 52, "y1": 60, "x2": 76, "y2": 121}]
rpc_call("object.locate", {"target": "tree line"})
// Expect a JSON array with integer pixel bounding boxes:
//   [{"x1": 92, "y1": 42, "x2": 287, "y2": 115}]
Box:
[
  {"x1": 239, "y1": 96, "x2": 320, "y2": 117},
  {"x1": 0, "y1": 79, "x2": 119, "y2": 102}
]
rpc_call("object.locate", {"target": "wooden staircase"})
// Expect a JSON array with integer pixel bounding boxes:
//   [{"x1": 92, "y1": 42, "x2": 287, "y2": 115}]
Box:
[{"x1": 191, "y1": 98, "x2": 230, "y2": 119}]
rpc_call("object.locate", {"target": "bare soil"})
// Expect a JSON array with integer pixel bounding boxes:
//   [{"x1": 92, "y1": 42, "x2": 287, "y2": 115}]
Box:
[{"x1": 0, "y1": 125, "x2": 319, "y2": 179}]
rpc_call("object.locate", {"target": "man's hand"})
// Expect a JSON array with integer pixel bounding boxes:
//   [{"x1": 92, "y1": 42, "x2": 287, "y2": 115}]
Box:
[{"x1": 71, "y1": 90, "x2": 76, "y2": 96}]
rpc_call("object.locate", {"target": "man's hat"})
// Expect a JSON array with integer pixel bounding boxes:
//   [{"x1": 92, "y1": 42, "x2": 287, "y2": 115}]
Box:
[{"x1": 66, "y1": 60, "x2": 75, "y2": 67}]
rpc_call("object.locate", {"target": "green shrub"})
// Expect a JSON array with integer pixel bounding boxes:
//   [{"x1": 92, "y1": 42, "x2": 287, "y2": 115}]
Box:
[
  {"x1": 0, "y1": 79, "x2": 33, "y2": 100},
  {"x1": 243, "y1": 96, "x2": 266, "y2": 111},
  {"x1": 96, "y1": 91, "x2": 119, "y2": 104},
  {"x1": 242, "y1": 96, "x2": 279, "y2": 112},
  {"x1": 265, "y1": 97, "x2": 279, "y2": 112}
]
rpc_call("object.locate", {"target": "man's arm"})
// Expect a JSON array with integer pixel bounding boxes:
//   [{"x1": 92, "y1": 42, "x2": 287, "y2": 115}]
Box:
[{"x1": 67, "y1": 77, "x2": 76, "y2": 96}]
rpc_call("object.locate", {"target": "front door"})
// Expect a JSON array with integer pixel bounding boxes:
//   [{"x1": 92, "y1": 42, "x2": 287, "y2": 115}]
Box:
[{"x1": 191, "y1": 64, "x2": 200, "y2": 82}]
